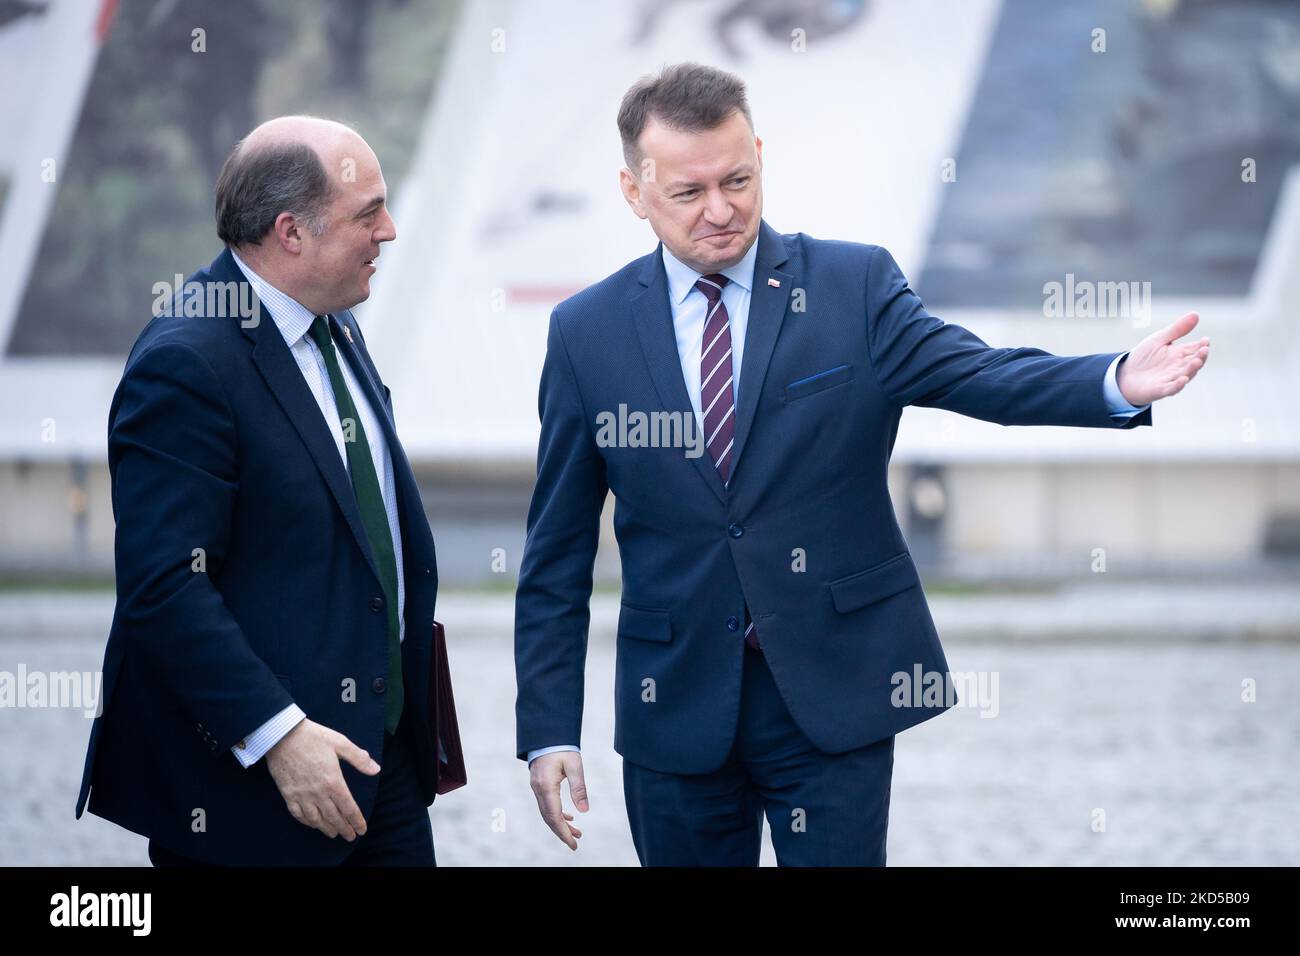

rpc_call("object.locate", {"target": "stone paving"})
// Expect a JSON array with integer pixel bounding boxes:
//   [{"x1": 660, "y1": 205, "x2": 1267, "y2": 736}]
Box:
[{"x1": 2, "y1": 587, "x2": 1297, "y2": 866}]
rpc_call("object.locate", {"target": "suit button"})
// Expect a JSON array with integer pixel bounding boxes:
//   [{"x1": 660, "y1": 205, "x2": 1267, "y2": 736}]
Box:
[
  {"x1": 728, "y1": 523, "x2": 744, "y2": 538},
  {"x1": 726, "y1": 616, "x2": 739, "y2": 632},
  {"x1": 425, "y1": 567, "x2": 432, "y2": 576},
  {"x1": 371, "y1": 677, "x2": 387, "y2": 694},
  {"x1": 370, "y1": 596, "x2": 384, "y2": 612}
]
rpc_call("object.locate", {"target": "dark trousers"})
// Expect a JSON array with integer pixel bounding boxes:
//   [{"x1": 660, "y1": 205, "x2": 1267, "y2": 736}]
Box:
[
  {"x1": 623, "y1": 644, "x2": 895, "y2": 866},
  {"x1": 149, "y1": 714, "x2": 435, "y2": 867}
]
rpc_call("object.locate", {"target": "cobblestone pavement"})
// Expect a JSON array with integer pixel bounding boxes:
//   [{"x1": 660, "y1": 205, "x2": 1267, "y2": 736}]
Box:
[{"x1": 2, "y1": 589, "x2": 1297, "y2": 866}]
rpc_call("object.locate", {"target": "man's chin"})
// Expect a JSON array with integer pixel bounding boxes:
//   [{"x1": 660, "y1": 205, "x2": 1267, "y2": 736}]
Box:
[{"x1": 695, "y1": 240, "x2": 745, "y2": 269}]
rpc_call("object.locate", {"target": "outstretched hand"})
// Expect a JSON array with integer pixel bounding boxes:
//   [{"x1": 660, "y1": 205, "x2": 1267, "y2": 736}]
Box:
[{"x1": 1117, "y1": 311, "x2": 1210, "y2": 407}]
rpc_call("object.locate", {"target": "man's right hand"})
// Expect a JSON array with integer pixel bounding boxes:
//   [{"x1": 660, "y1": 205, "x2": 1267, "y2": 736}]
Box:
[
  {"x1": 265, "y1": 718, "x2": 380, "y2": 841},
  {"x1": 529, "y1": 751, "x2": 588, "y2": 850}
]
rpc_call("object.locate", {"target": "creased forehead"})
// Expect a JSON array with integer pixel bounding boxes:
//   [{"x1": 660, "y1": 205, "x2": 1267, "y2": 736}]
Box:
[{"x1": 639, "y1": 113, "x2": 757, "y2": 181}]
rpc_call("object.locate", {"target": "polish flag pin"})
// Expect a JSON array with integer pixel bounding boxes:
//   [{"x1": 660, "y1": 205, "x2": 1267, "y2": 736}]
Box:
[
  {"x1": 342, "y1": 325, "x2": 354, "y2": 344},
  {"x1": 768, "y1": 277, "x2": 781, "y2": 288}
]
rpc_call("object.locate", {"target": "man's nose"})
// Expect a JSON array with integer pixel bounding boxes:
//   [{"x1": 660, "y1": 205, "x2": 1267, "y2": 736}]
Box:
[
  {"x1": 702, "y1": 189, "x2": 732, "y2": 227},
  {"x1": 378, "y1": 209, "x2": 397, "y2": 242}
]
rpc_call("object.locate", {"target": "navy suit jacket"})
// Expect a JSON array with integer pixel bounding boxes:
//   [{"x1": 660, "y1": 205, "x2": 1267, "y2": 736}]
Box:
[
  {"x1": 514, "y1": 219, "x2": 1151, "y2": 775},
  {"x1": 76, "y1": 247, "x2": 442, "y2": 865}
]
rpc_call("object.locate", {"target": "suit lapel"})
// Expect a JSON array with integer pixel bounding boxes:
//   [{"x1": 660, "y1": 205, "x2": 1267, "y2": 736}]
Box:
[
  {"x1": 730, "y1": 221, "x2": 793, "y2": 483},
  {"x1": 330, "y1": 311, "x2": 436, "y2": 573},
  {"x1": 331, "y1": 314, "x2": 421, "y2": 506},
  {"x1": 631, "y1": 253, "x2": 728, "y2": 505},
  {"x1": 330, "y1": 312, "x2": 399, "y2": 456}
]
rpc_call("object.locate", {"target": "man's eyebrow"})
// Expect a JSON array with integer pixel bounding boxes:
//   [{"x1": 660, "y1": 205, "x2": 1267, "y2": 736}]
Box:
[
  {"x1": 354, "y1": 195, "x2": 386, "y2": 217},
  {"x1": 664, "y1": 164, "x2": 754, "y2": 191}
]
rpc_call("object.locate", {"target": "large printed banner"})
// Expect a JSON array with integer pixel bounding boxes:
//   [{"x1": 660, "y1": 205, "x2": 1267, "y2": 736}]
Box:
[{"x1": 0, "y1": 0, "x2": 114, "y2": 353}]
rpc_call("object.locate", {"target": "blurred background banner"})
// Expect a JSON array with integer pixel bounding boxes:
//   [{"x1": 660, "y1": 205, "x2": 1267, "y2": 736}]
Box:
[
  {"x1": 2, "y1": 0, "x2": 1298, "y2": 583},
  {"x1": 0, "y1": 0, "x2": 1297, "y2": 867}
]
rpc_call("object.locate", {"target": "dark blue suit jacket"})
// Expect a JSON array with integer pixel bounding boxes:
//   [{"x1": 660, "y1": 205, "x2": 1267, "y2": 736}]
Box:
[
  {"x1": 76, "y1": 247, "x2": 442, "y2": 865},
  {"x1": 515, "y1": 220, "x2": 1151, "y2": 774}
]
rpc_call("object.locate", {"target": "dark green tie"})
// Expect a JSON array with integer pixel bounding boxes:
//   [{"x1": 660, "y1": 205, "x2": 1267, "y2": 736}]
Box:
[{"x1": 308, "y1": 315, "x2": 403, "y2": 734}]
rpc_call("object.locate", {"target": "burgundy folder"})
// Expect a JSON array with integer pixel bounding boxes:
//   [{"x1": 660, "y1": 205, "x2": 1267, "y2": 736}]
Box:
[{"x1": 428, "y1": 620, "x2": 467, "y2": 794}]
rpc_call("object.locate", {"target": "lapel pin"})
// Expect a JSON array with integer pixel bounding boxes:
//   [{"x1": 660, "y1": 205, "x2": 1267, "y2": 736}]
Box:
[
  {"x1": 342, "y1": 325, "x2": 353, "y2": 344},
  {"x1": 768, "y1": 277, "x2": 781, "y2": 288}
]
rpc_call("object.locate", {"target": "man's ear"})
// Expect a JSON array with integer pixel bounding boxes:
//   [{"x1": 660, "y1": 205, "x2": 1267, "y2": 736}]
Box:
[
  {"x1": 755, "y1": 135, "x2": 763, "y2": 170},
  {"x1": 619, "y1": 167, "x2": 648, "y2": 220},
  {"x1": 272, "y1": 211, "x2": 303, "y2": 254}
]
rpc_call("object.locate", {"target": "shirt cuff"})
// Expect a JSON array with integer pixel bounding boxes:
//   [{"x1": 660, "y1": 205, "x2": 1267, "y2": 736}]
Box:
[
  {"x1": 527, "y1": 745, "x2": 580, "y2": 766},
  {"x1": 232, "y1": 704, "x2": 306, "y2": 768},
  {"x1": 1102, "y1": 352, "x2": 1150, "y2": 419}
]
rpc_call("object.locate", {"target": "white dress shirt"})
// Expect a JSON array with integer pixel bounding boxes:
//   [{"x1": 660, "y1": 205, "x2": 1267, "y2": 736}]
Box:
[
  {"x1": 228, "y1": 250, "x2": 405, "y2": 768},
  {"x1": 526, "y1": 238, "x2": 1148, "y2": 766}
]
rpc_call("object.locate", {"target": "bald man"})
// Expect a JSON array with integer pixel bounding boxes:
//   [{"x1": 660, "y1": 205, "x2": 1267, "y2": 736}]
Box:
[{"x1": 76, "y1": 116, "x2": 452, "y2": 866}]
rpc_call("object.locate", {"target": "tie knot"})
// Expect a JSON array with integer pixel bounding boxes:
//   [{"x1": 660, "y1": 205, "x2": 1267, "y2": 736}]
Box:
[
  {"x1": 694, "y1": 274, "x2": 728, "y2": 303},
  {"x1": 308, "y1": 314, "x2": 333, "y2": 351}
]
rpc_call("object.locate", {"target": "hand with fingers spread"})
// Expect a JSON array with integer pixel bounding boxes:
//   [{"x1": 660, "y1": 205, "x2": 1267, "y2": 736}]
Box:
[
  {"x1": 1117, "y1": 311, "x2": 1211, "y2": 407},
  {"x1": 529, "y1": 751, "x2": 588, "y2": 850},
  {"x1": 265, "y1": 717, "x2": 381, "y2": 841}
]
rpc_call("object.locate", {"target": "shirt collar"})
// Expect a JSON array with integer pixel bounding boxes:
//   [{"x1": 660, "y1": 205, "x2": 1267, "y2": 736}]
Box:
[
  {"x1": 229, "y1": 248, "x2": 318, "y2": 346},
  {"x1": 661, "y1": 233, "x2": 759, "y2": 306}
]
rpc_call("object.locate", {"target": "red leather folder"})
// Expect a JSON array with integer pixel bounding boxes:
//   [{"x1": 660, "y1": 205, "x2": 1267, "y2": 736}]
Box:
[{"x1": 428, "y1": 620, "x2": 467, "y2": 794}]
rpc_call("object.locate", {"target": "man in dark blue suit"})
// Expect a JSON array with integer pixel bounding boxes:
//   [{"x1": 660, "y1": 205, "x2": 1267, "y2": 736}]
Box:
[
  {"x1": 514, "y1": 64, "x2": 1210, "y2": 865},
  {"x1": 77, "y1": 116, "x2": 447, "y2": 865}
]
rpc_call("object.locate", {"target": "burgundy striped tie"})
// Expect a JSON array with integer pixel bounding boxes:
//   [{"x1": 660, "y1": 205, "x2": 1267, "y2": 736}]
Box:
[{"x1": 695, "y1": 274, "x2": 760, "y2": 651}]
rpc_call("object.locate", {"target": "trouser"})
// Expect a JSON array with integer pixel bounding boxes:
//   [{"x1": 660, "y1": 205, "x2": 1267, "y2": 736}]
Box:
[{"x1": 623, "y1": 643, "x2": 895, "y2": 866}]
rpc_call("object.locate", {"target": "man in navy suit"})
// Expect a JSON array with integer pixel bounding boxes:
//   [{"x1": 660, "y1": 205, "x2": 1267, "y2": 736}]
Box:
[
  {"x1": 77, "y1": 116, "x2": 446, "y2": 866},
  {"x1": 514, "y1": 64, "x2": 1210, "y2": 865}
]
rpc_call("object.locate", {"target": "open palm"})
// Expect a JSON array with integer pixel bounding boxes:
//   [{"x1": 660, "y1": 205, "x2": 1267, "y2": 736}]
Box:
[{"x1": 1117, "y1": 311, "x2": 1210, "y2": 407}]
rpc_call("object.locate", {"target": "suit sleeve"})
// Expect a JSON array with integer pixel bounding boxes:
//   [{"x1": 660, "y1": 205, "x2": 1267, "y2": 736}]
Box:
[
  {"x1": 110, "y1": 341, "x2": 295, "y2": 753},
  {"x1": 864, "y1": 246, "x2": 1152, "y2": 429},
  {"x1": 514, "y1": 309, "x2": 609, "y2": 761}
]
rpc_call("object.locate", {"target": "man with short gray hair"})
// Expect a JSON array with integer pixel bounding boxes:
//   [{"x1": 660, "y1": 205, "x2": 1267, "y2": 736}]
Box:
[
  {"x1": 77, "y1": 115, "x2": 460, "y2": 866},
  {"x1": 515, "y1": 63, "x2": 1209, "y2": 865}
]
